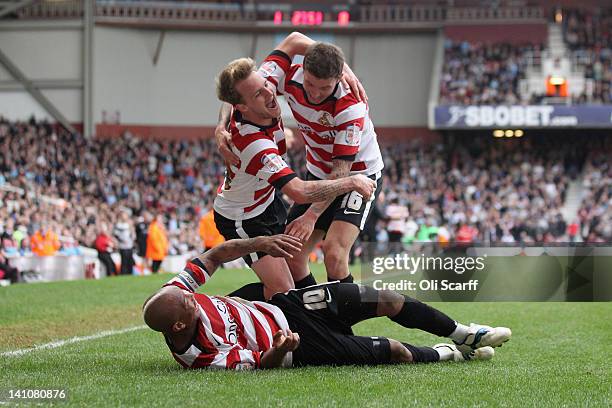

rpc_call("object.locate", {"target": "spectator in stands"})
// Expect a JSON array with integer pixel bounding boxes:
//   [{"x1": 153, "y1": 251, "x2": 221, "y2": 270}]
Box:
[
  {"x1": 1, "y1": 218, "x2": 19, "y2": 257},
  {"x1": 456, "y1": 224, "x2": 479, "y2": 244},
  {"x1": 135, "y1": 211, "x2": 150, "y2": 260},
  {"x1": 94, "y1": 222, "x2": 116, "y2": 277},
  {"x1": 146, "y1": 213, "x2": 168, "y2": 274},
  {"x1": 385, "y1": 196, "x2": 409, "y2": 254},
  {"x1": 561, "y1": 8, "x2": 612, "y2": 104},
  {"x1": 1, "y1": 116, "x2": 609, "y2": 252},
  {"x1": 0, "y1": 117, "x2": 225, "y2": 255},
  {"x1": 12, "y1": 224, "x2": 28, "y2": 250},
  {"x1": 59, "y1": 227, "x2": 81, "y2": 256},
  {"x1": 30, "y1": 221, "x2": 60, "y2": 257},
  {"x1": 113, "y1": 211, "x2": 135, "y2": 276},
  {"x1": 0, "y1": 249, "x2": 19, "y2": 284},
  {"x1": 19, "y1": 235, "x2": 32, "y2": 256},
  {"x1": 198, "y1": 206, "x2": 224, "y2": 252},
  {"x1": 439, "y1": 40, "x2": 541, "y2": 105},
  {"x1": 577, "y1": 139, "x2": 611, "y2": 242}
]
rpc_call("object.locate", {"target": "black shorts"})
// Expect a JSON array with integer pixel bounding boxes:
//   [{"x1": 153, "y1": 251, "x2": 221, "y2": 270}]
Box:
[
  {"x1": 388, "y1": 231, "x2": 403, "y2": 242},
  {"x1": 286, "y1": 171, "x2": 383, "y2": 233},
  {"x1": 214, "y1": 195, "x2": 288, "y2": 266},
  {"x1": 269, "y1": 282, "x2": 391, "y2": 367}
]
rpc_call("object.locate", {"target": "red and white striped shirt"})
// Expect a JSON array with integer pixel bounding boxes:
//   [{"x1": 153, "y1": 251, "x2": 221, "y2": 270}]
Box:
[
  {"x1": 260, "y1": 50, "x2": 384, "y2": 179},
  {"x1": 213, "y1": 110, "x2": 296, "y2": 220},
  {"x1": 162, "y1": 259, "x2": 291, "y2": 370}
]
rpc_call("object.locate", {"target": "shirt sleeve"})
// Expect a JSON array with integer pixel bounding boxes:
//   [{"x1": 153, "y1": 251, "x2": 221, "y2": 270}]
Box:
[
  {"x1": 258, "y1": 50, "x2": 291, "y2": 95},
  {"x1": 243, "y1": 140, "x2": 297, "y2": 189},
  {"x1": 163, "y1": 258, "x2": 210, "y2": 293},
  {"x1": 190, "y1": 345, "x2": 262, "y2": 370},
  {"x1": 332, "y1": 98, "x2": 367, "y2": 160}
]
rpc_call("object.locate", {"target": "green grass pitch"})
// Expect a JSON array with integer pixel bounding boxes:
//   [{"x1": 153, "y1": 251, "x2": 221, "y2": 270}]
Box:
[{"x1": 1, "y1": 264, "x2": 610, "y2": 407}]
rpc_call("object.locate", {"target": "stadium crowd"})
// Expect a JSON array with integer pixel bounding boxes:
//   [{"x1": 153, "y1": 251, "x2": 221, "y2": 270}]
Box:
[
  {"x1": 576, "y1": 136, "x2": 612, "y2": 242},
  {"x1": 439, "y1": 40, "x2": 542, "y2": 105},
  {"x1": 378, "y1": 135, "x2": 585, "y2": 245},
  {"x1": 0, "y1": 117, "x2": 610, "y2": 281},
  {"x1": 0, "y1": 117, "x2": 219, "y2": 264},
  {"x1": 563, "y1": 8, "x2": 612, "y2": 104},
  {"x1": 439, "y1": 8, "x2": 612, "y2": 105}
]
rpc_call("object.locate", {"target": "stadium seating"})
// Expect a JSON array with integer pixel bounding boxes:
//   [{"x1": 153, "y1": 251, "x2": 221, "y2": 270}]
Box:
[
  {"x1": 2, "y1": 117, "x2": 609, "y2": 252},
  {"x1": 0, "y1": 117, "x2": 219, "y2": 254},
  {"x1": 562, "y1": 8, "x2": 612, "y2": 104},
  {"x1": 576, "y1": 137, "x2": 612, "y2": 242},
  {"x1": 439, "y1": 40, "x2": 543, "y2": 105},
  {"x1": 380, "y1": 135, "x2": 582, "y2": 244}
]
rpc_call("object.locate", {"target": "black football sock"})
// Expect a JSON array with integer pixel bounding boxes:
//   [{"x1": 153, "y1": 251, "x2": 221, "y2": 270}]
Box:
[
  {"x1": 331, "y1": 274, "x2": 354, "y2": 284},
  {"x1": 390, "y1": 295, "x2": 457, "y2": 337},
  {"x1": 401, "y1": 343, "x2": 440, "y2": 363},
  {"x1": 227, "y1": 282, "x2": 265, "y2": 302},
  {"x1": 295, "y1": 273, "x2": 317, "y2": 289}
]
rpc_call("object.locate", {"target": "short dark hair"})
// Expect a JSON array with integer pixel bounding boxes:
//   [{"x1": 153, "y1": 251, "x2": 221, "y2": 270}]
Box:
[{"x1": 303, "y1": 42, "x2": 344, "y2": 80}]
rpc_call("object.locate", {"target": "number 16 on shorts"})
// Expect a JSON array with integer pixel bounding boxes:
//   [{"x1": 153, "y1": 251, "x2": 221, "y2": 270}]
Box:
[{"x1": 341, "y1": 191, "x2": 364, "y2": 213}]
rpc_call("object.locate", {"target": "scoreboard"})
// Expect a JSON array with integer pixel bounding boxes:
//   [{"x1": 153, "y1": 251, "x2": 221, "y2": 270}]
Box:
[{"x1": 272, "y1": 8, "x2": 351, "y2": 27}]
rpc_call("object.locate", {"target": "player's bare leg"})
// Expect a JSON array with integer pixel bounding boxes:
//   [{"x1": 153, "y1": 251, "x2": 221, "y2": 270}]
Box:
[
  {"x1": 322, "y1": 220, "x2": 360, "y2": 281},
  {"x1": 286, "y1": 229, "x2": 325, "y2": 287},
  {"x1": 252, "y1": 255, "x2": 295, "y2": 299}
]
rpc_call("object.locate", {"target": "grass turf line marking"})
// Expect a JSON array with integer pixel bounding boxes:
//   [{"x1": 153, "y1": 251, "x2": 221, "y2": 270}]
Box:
[{"x1": 1, "y1": 325, "x2": 147, "y2": 357}]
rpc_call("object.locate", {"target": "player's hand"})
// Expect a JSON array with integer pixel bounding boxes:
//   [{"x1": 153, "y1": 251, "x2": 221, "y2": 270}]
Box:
[
  {"x1": 272, "y1": 329, "x2": 300, "y2": 353},
  {"x1": 260, "y1": 234, "x2": 303, "y2": 258},
  {"x1": 350, "y1": 175, "x2": 376, "y2": 200},
  {"x1": 215, "y1": 127, "x2": 240, "y2": 167},
  {"x1": 341, "y1": 63, "x2": 368, "y2": 103},
  {"x1": 285, "y1": 212, "x2": 316, "y2": 242}
]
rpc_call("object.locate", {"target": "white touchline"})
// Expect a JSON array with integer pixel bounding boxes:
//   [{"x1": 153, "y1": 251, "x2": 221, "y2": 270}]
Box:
[{"x1": 1, "y1": 325, "x2": 147, "y2": 357}]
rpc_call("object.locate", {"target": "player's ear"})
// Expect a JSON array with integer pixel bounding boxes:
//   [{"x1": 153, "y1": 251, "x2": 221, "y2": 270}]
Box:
[
  {"x1": 172, "y1": 321, "x2": 186, "y2": 333},
  {"x1": 235, "y1": 103, "x2": 249, "y2": 114}
]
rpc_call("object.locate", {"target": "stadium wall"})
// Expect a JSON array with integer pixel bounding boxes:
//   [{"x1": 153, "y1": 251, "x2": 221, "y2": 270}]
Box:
[
  {"x1": 94, "y1": 28, "x2": 436, "y2": 127},
  {"x1": 0, "y1": 26, "x2": 436, "y2": 129},
  {"x1": 0, "y1": 25, "x2": 82, "y2": 121}
]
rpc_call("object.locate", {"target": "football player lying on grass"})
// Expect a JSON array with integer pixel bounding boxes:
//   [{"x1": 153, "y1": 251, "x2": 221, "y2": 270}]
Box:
[{"x1": 143, "y1": 235, "x2": 511, "y2": 369}]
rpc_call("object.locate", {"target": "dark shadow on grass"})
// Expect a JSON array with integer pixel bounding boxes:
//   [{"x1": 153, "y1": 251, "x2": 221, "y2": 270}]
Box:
[{"x1": 122, "y1": 358, "x2": 445, "y2": 376}]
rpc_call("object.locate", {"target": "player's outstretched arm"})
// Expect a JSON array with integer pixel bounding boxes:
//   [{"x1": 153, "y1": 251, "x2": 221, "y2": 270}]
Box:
[
  {"x1": 195, "y1": 235, "x2": 302, "y2": 275},
  {"x1": 285, "y1": 159, "x2": 353, "y2": 242},
  {"x1": 275, "y1": 32, "x2": 366, "y2": 102},
  {"x1": 281, "y1": 174, "x2": 375, "y2": 204},
  {"x1": 275, "y1": 31, "x2": 315, "y2": 59}
]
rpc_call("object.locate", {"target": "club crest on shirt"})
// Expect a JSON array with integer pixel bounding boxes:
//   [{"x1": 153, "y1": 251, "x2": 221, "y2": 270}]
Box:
[
  {"x1": 345, "y1": 123, "x2": 362, "y2": 146},
  {"x1": 259, "y1": 61, "x2": 276, "y2": 78},
  {"x1": 317, "y1": 112, "x2": 334, "y2": 127},
  {"x1": 261, "y1": 153, "x2": 286, "y2": 173}
]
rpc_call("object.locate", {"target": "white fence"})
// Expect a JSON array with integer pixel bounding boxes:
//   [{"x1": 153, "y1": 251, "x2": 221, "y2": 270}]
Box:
[{"x1": 6, "y1": 249, "x2": 198, "y2": 282}]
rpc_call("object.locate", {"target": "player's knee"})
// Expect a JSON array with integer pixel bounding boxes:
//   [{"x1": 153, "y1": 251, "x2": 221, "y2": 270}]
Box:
[
  {"x1": 264, "y1": 275, "x2": 293, "y2": 295},
  {"x1": 388, "y1": 339, "x2": 413, "y2": 364},
  {"x1": 322, "y1": 241, "x2": 349, "y2": 268},
  {"x1": 286, "y1": 253, "x2": 308, "y2": 273},
  {"x1": 377, "y1": 290, "x2": 404, "y2": 317}
]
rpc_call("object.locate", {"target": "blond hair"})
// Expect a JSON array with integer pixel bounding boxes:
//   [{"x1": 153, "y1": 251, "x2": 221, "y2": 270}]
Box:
[{"x1": 216, "y1": 57, "x2": 257, "y2": 105}]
